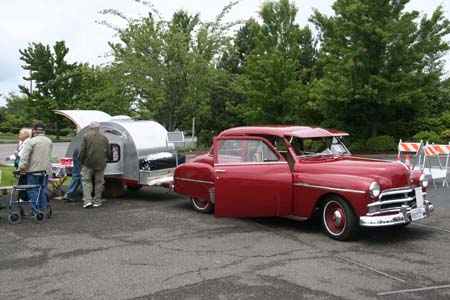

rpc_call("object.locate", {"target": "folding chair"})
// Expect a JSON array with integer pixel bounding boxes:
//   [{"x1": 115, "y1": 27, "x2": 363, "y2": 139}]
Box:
[{"x1": 48, "y1": 164, "x2": 67, "y2": 198}]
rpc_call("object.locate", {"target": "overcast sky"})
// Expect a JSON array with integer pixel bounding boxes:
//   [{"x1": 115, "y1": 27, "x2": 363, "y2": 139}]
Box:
[{"x1": 0, "y1": 0, "x2": 448, "y2": 107}]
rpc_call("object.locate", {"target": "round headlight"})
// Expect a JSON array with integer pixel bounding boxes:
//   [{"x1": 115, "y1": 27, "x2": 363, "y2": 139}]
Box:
[
  {"x1": 420, "y1": 174, "x2": 429, "y2": 188},
  {"x1": 369, "y1": 182, "x2": 380, "y2": 198}
]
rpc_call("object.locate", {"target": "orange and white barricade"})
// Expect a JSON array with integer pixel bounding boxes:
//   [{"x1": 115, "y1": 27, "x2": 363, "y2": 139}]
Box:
[
  {"x1": 397, "y1": 140, "x2": 423, "y2": 170},
  {"x1": 422, "y1": 143, "x2": 450, "y2": 188}
]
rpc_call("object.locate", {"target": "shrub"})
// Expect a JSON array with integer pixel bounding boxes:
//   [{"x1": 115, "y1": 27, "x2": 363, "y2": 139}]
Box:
[
  {"x1": 60, "y1": 127, "x2": 73, "y2": 136},
  {"x1": 440, "y1": 129, "x2": 450, "y2": 144},
  {"x1": 197, "y1": 129, "x2": 218, "y2": 147},
  {"x1": 347, "y1": 140, "x2": 367, "y2": 153},
  {"x1": 366, "y1": 135, "x2": 397, "y2": 152},
  {"x1": 412, "y1": 131, "x2": 443, "y2": 144}
]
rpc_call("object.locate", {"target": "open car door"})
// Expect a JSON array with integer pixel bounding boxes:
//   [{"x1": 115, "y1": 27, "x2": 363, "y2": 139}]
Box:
[{"x1": 213, "y1": 136, "x2": 292, "y2": 218}]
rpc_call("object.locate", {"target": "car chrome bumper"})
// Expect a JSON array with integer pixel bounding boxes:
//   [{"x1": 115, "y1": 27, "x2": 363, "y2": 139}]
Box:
[{"x1": 359, "y1": 200, "x2": 434, "y2": 227}]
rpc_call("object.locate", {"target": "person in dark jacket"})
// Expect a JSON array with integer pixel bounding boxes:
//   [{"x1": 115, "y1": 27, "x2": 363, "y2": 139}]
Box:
[{"x1": 78, "y1": 121, "x2": 111, "y2": 208}]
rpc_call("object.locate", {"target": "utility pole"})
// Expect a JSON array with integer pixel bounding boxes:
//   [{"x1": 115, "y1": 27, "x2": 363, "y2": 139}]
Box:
[
  {"x1": 192, "y1": 117, "x2": 196, "y2": 148},
  {"x1": 29, "y1": 70, "x2": 33, "y2": 93}
]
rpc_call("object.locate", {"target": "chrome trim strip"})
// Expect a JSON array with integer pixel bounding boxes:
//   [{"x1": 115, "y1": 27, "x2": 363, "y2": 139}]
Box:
[
  {"x1": 379, "y1": 187, "x2": 413, "y2": 197},
  {"x1": 174, "y1": 177, "x2": 214, "y2": 185},
  {"x1": 368, "y1": 197, "x2": 415, "y2": 207},
  {"x1": 215, "y1": 161, "x2": 288, "y2": 167},
  {"x1": 209, "y1": 188, "x2": 215, "y2": 204},
  {"x1": 294, "y1": 183, "x2": 366, "y2": 194}
]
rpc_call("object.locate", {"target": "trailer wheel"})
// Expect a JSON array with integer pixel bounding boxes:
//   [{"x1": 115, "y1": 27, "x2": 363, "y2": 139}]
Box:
[
  {"x1": 191, "y1": 197, "x2": 214, "y2": 213},
  {"x1": 8, "y1": 212, "x2": 21, "y2": 224},
  {"x1": 321, "y1": 196, "x2": 358, "y2": 241},
  {"x1": 127, "y1": 184, "x2": 143, "y2": 191},
  {"x1": 35, "y1": 212, "x2": 46, "y2": 224}
]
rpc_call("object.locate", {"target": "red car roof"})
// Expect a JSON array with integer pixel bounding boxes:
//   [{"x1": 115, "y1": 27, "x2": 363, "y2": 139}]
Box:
[{"x1": 219, "y1": 125, "x2": 349, "y2": 138}]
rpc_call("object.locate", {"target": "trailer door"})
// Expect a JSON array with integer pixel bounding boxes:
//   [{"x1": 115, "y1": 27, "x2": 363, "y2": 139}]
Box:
[{"x1": 104, "y1": 129, "x2": 124, "y2": 175}]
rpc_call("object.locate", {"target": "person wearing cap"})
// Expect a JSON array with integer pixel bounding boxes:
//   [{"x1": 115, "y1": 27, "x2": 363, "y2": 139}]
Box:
[
  {"x1": 18, "y1": 122, "x2": 53, "y2": 214},
  {"x1": 78, "y1": 120, "x2": 111, "y2": 208}
]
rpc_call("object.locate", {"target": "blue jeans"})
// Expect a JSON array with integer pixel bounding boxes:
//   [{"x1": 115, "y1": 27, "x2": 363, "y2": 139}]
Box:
[
  {"x1": 27, "y1": 174, "x2": 48, "y2": 213},
  {"x1": 66, "y1": 173, "x2": 82, "y2": 195}
]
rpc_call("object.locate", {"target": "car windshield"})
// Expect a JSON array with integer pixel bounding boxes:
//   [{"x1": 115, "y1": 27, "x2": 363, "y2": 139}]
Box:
[{"x1": 288, "y1": 136, "x2": 350, "y2": 157}]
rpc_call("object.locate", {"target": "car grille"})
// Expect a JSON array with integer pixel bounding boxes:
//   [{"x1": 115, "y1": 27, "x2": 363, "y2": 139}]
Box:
[{"x1": 367, "y1": 187, "x2": 425, "y2": 216}]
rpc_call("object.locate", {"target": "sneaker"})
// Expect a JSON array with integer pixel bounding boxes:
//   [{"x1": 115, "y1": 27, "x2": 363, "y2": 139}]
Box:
[
  {"x1": 93, "y1": 203, "x2": 102, "y2": 208},
  {"x1": 83, "y1": 202, "x2": 92, "y2": 208}
]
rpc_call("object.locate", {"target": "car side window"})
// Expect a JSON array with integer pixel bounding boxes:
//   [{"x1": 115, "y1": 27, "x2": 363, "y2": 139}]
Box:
[
  {"x1": 218, "y1": 139, "x2": 279, "y2": 164},
  {"x1": 259, "y1": 141, "x2": 279, "y2": 162},
  {"x1": 217, "y1": 140, "x2": 243, "y2": 163}
]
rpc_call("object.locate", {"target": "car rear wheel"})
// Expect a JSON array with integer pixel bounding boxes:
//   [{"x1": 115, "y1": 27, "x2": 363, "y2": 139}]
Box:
[
  {"x1": 321, "y1": 196, "x2": 358, "y2": 241},
  {"x1": 191, "y1": 197, "x2": 214, "y2": 213}
]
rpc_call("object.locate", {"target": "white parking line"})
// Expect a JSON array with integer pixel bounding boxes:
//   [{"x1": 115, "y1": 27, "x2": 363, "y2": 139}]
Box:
[
  {"x1": 251, "y1": 221, "x2": 406, "y2": 283},
  {"x1": 333, "y1": 255, "x2": 406, "y2": 283},
  {"x1": 412, "y1": 222, "x2": 450, "y2": 234},
  {"x1": 378, "y1": 284, "x2": 450, "y2": 296}
]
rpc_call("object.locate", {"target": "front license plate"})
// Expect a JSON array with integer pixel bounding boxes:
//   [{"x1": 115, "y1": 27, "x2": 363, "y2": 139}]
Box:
[{"x1": 411, "y1": 207, "x2": 424, "y2": 221}]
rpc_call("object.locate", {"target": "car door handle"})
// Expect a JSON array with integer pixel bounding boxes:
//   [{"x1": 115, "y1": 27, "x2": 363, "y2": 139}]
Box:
[{"x1": 215, "y1": 169, "x2": 227, "y2": 173}]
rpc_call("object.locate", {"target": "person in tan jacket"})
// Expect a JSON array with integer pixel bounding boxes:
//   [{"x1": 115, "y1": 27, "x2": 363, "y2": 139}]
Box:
[{"x1": 19, "y1": 122, "x2": 53, "y2": 214}]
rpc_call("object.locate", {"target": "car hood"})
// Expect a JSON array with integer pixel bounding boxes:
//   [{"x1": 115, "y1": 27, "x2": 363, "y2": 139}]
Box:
[{"x1": 295, "y1": 155, "x2": 410, "y2": 189}]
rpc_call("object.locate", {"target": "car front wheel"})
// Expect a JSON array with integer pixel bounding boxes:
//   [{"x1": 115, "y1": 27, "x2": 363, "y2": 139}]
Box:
[
  {"x1": 190, "y1": 197, "x2": 214, "y2": 213},
  {"x1": 321, "y1": 196, "x2": 358, "y2": 241}
]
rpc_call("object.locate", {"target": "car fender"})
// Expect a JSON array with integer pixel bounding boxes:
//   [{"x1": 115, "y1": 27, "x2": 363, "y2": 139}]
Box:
[
  {"x1": 292, "y1": 173, "x2": 373, "y2": 218},
  {"x1": 174, "y1": 162, "x2": 216, "y2": 201}
]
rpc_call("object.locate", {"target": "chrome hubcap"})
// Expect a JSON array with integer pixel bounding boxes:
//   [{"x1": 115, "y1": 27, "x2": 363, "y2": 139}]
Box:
[{"x1": 332, "y1": 210, "x2": 342, "y2": 227}]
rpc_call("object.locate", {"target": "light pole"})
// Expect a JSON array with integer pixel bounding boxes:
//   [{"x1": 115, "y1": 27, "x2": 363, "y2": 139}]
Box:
[{"x1": 29, "y1": 70, "x2": 33, "y2": 93}]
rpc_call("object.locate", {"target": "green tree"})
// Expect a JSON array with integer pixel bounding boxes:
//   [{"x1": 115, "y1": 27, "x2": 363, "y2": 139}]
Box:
[
  {"x1": 199, "y1": 19, "x2": 261, "y2": 141},
  {"x1": 104, "y1": 2, "x2": 238, "y2": 130},
  {"x1": 0, "y1": 93, "x2": 31, "y2": 132},
  {"x1": 231, "y1": 0, "x2": 317, "y2": 125},
  {"x1": 19, "y1": 41, "x2": 78, "y2": 138},
  {"x1": 310, "y1": 0, "x2": 450, "y2": 138},
  {"x1": 69, "y1": 63, "x2": 133, "y2": 116}
]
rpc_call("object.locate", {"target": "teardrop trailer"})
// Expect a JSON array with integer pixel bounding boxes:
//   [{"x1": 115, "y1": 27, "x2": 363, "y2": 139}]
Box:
[{"x1": 56, "y1": 110, "x2": 185, "y2": 196}]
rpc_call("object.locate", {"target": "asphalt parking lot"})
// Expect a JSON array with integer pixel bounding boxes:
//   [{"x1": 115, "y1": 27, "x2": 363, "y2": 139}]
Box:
[
  {"x1": 0, "y1": 185, "x2": 449, "y2": 300},
  {"x1": 0, "y1": 143, "x2": 449, "y2": 300}
]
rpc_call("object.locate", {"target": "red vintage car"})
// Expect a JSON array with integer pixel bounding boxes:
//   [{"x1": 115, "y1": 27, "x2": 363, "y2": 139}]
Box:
[{"x1": 173, "y1": 126, "x2": 433, "y2": 240}]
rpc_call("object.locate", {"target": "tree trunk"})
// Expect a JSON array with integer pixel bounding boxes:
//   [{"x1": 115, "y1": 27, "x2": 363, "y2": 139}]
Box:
[
  {"x1": 371, "y1": 123, "x2": 378, "y2": 137},
  {"x1": 55, "y1": 121, "x2": 60, "y2": 140}
]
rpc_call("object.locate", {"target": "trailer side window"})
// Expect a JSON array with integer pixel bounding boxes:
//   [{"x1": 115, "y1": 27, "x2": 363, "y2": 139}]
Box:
[{"x1": 108, "y1": 144, "x2": 121, "y2": 162}]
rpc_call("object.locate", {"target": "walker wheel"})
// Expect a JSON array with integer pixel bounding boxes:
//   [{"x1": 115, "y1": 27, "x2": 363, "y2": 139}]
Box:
[
  {"x1": 8, "y1": 212, "x2": 21, "y2": 224},
  {"x1": 46, "y1": 205, "x2": 52, "y2": 219},
  {"x1": 34, "y1": 212, "x2": 46, "y2": 224}
]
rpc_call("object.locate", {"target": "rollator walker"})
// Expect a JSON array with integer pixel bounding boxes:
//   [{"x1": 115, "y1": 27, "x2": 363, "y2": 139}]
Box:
[{"x1": 7, "y1": 170, "x2": 52, "y2": 224}]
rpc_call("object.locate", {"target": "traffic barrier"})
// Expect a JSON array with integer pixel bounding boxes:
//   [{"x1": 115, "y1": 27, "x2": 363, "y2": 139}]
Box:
[
  {"x1": 422, "y1": 143, "x2": 449, "y2": 188},
  {"x1": 397, "y1": 140, "x2": 423, "y2": 170},
  {"x1": 405, "y1": 155, "x2": 411, "y2": 169}
]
